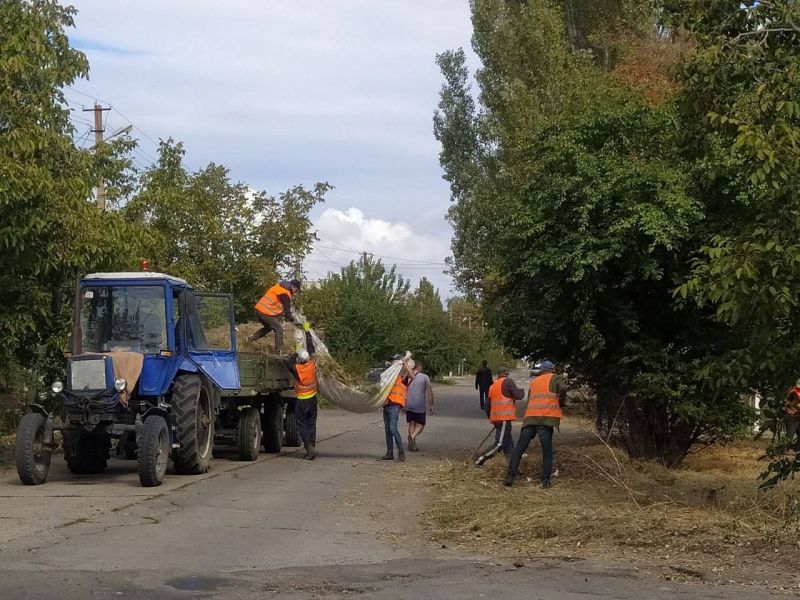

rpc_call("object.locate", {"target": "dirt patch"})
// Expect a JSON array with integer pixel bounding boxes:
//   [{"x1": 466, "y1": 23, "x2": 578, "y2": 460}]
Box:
[{"x1": 386, "y1": 426, "x2": 800, "y2": 589}]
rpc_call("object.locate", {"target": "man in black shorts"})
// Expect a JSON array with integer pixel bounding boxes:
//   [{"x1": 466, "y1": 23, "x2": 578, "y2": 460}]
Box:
[{"x1": 405, "y1": 361, "x2": 433, "y2": 451}]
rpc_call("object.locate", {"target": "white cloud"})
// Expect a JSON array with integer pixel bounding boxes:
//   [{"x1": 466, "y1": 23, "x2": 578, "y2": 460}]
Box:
[
  {"x1": 67, "y1": 0, "x2": 479, "y2": 295},
  {"x1": 305, "y1": 207, "x2": 452, "y2": 296}
]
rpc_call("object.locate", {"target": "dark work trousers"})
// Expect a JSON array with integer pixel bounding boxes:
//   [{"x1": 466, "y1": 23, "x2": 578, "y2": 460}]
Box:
[
  {"x1": 785, "y1": 416, "x2": 800, "y2": 451},
  {"x1": 477, "y1": 420, "x2": 514, "y2": 463},
  {"x1": 296, "y1": 395, "x2": 318, "y2": 445},
  {"x1": 478, "y1": 387, "x2": 489, "y2": 412},
  {"x1": 507, "y1": 425, "x2": 554, "y2": 483},
  {"x1": 251, "y1": 312, "x2": 284, "y2": 349}
]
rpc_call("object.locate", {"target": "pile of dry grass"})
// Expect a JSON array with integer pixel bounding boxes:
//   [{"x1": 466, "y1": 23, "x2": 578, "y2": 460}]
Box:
[
  {"x1": 410, "y1": 430, "x2": 800, "y2": 579},
  {"x1": 205, "y1": 321, "x2": 300, "y2": 354}
]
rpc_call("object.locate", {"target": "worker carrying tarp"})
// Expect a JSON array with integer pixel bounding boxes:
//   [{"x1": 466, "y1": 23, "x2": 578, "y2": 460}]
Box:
[
  {"x1": 286, "y1": 324, "x2": 319, "y2": 459},
  {"x1": 288, "y1": 312, "x2": 407, "y2": 414},
  {"x1": 250, "y1": 279, "x2": 304, "y2": 350}
]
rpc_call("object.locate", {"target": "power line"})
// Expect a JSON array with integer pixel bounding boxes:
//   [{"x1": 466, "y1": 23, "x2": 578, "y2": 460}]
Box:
[
  {"x1": 315, "y1": 243, "x2": 447, "y2": 266},
  {"x1": 111, "y1": 107, "x2": 160, "y2": 146},
  {"x1": 64, "y1": 85, "x2": 112, "y2": 106}
]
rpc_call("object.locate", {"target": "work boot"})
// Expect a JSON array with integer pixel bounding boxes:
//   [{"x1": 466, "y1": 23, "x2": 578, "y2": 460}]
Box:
[
  {"x1": 503, "y1": 476, "x2": 514, "y2": 487},
  {"x1": 408, "y1": 436, "x2": 417, "y2": 452},
  {"x1": 396, "y1": 452, "x2": 406, "y2": 463},
  {"x1": 378, "y1": 453, "x2": 394, "y2": 461},
  {"x1": 474, "y1": 456, "x2": 486, "y2": 467},
  {"x1": 541, "y1": 479, "x2": 552, "y2": 489},
  {"x1": 304, "y1": 442, "x2": 318, "y2": 460}
]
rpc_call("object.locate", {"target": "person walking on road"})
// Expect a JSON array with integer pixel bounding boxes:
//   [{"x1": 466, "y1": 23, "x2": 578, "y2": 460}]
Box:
[
  {"x1": 785, "y1": 384, "x2": 800, "y2": 451},
  {"x1": 504, "y1": 360, "x2": 568, "y2": 488},
  {"x1": 405, "y1": 361, "x2": 433, "y2": 451},
  {"x1": 286, "y1": 325, "x2": 319, "y2": 459},
  {"x1": 475, "y1": 367, "x2": 523, "y2": 466},
  {"x1": 379, "y1": 356, "x2": 416, "y2": 462},
  {"x1": 249, "y1": 278, "x2": 303, "y2": 351},
  {"x1": 475, "y1": 360, "x2": 493, "y2": 414}
]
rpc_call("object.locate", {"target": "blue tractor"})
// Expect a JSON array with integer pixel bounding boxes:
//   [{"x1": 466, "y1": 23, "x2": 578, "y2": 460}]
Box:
[{"x1": 14, "y1": 271, "x2": 299, "y2": 487}]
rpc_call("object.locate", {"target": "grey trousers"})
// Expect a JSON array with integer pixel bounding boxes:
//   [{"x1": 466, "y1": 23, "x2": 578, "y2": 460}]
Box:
[{"x1": 252, "y1": 313, "x2": 284, "y2": 349}]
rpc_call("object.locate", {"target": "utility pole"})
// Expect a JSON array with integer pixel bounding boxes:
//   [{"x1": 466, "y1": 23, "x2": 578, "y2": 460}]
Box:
[{"x1": 83, "y1": 103, "x2": 111, "y2": 210}]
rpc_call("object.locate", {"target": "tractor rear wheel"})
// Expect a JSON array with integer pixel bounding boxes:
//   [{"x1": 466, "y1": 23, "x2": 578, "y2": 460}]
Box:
[
  {"x1": 236, "y1": 407, "x2": 261, "y2": 461},
  {"x1": 171, "y1": 374, "x2": 214, "y2": 474},
  {"x1": 63, "y1": 430, "x2": 109, "y2": 475},
  {"x1": 261, "y1": 399, "x2": 283, "y2": 453},
  {"x1": 138, "y1": 416, "x2": 169, "y2": 487},
  {"x1": 15, "y1": 413, "x2": 51, "y2": 485}
]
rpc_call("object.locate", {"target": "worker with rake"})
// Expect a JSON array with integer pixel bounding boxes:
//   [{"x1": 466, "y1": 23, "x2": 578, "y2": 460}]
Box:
[{"x1": 474, "y1": 367, "x2": 523, "y2": 466}]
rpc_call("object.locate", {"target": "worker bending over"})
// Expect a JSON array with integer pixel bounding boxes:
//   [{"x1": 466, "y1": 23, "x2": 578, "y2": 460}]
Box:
[
  {"x1": 250, "y1": 279, "x2": 303, "y2": 351},
  {"x1": 505, "y1": 360, "x2": 568, "y2": 488},
  {"x1": 475, "y1": 367, "x2": 523, "y2": 466},
  {"x1": 286, "y1": 324, "x2": 319, "y2": 459}
]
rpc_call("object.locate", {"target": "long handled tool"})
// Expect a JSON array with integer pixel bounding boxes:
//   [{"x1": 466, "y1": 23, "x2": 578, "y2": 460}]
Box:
[{"x1": 465, "y1": 426, "x2": 496, "y2": 465}]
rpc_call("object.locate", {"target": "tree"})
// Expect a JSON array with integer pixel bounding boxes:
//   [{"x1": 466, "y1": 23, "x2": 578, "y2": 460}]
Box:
[
  {"x1": 0, "y1": 0, "x2": 143, "y2": 401},
  {"x1": 670, "y1": 1, "x2": 800, "y2": 483},
  {"x1": 123, "y1": 139, "x2": 329, "y2": 318},
  {"x1": 435, "y1": 0, "x2": 754, "y2": 465},
  {"x1": 400, "y1": 279, "x2": 458, "y2": 377}
]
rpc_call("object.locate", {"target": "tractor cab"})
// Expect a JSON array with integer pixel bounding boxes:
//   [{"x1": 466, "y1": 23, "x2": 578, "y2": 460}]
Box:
[{"x1": 66, "y1": 272, "x2": 239, "y2": 414}]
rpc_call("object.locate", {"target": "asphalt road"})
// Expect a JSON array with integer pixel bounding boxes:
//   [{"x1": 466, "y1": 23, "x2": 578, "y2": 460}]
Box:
[{"x1": 0, "y1": 372, "x2": 790, "y2": 599}]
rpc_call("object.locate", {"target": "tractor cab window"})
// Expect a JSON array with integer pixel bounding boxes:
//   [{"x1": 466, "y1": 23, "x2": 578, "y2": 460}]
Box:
[{"x1": 80, "y1": 286, "x2": 167, "y2": 354}]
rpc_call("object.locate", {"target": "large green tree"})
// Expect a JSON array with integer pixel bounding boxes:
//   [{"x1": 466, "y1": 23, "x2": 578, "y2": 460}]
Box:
[
  {"x1": 435, "y1": 0, "x2": 754, "y2": 465},
  {"x1": 671, "y1": 1, "x2": 800, "y2": 482},
  {"x1": 0, "y1": 0, "x2": 142, "y2": 402},
  {"x1": 123, "y1": 139, "x2": 329, "y2": 318}
]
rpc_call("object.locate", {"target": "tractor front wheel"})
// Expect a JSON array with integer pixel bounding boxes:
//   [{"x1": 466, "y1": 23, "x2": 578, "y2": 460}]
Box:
[
  {"x1": 138, "y1": 416, "x2": 169, "y2": 487},
  {"x1": 15, "y1": 413, "x2": 52, "y2": 485}
]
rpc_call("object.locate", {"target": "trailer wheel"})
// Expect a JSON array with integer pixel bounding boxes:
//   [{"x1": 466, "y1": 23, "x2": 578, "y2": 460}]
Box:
[
  {"x1": 283, "y1": 400, "x2": 301, "y2": 447},
  {"x1": 138, "y1": 416, "x2": 169, "y2": 487},
  {"x1": 237, "y1": 407, "x2": 261, "y2": 461},
  {"x1": 15, "y1": 413, "x2": 51, "y2": 485},
  {"x1": 63, "y1": 430, "x2": 109, "y2": 475},
  {"x1": 261, "y1": 399, "x2": 283, "y2": 453},
  {"x1": 171, "y1": 374, "x2": 214, "y2": 475}
]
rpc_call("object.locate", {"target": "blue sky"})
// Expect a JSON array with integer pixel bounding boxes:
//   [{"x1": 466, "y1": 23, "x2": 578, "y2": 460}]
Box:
[{"x1": 66, "y1": 1, "x2": 479, "y2": 297}]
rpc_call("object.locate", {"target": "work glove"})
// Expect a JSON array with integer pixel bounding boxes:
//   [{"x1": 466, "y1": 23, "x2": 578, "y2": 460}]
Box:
[{"x1": 303, "y1": 321, "x2": 311, "y2": 332}]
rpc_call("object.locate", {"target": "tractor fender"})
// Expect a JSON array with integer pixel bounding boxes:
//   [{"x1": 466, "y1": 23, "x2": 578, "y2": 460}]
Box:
[
  {"x1": 178, "y1": 360, "x2": 200, "y2": 373},
  {"x1": 27, "y1": 404, "x2": 50, "y2": 418}
]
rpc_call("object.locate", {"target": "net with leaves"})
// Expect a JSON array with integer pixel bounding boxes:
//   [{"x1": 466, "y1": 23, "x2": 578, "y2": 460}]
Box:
[
  {"x1": 228, "y1": 316, "x2": 406, "y2": 413},
  {"x1": 288, "y1": 309, "x2": 406, "y2": 413}
]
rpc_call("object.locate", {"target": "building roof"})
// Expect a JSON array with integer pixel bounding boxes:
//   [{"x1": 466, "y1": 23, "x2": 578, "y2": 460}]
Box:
[{"x1": 82, "y1": 272, "x2": 189, "y2": 285}]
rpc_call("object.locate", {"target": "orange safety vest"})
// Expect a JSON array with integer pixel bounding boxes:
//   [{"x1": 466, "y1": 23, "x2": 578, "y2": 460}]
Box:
[
  {"x1": 294, "y1": 360, "x2": 317, "y2": 400},
  {"x1": 488, "y1": 377, "x2": 516, "y2": 422},
  {"x1": 525, "y1": 374, "x2": 563, "y2": 419},
  {"x1": 255, "y1": 283, "x2": 292, "y2": 317},
  {"x1": 786, "y1": 387, "x2": 800, "y2": 416},
  {"x1": 386, "y1": 374, "x2": 408, "y2": 408}
]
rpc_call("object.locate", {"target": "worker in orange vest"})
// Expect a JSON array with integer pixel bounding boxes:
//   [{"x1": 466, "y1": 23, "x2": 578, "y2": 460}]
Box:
[
  {"x1": 785, "y1": 385, "x2": 800, "y2": 451},
  {"x1": 504, "y1": 360, "x2": 568, "y2": 488},
  {"x1": 379, "y1": 355, "x2": 416, "y2": 462},
  {"x1": 250, "y1": 279, "x2": 303, "y2": 351},
  {"x1": 287, "y1": 326, "x2": 318, "y2": 459},
  {"x1": 475, "y1": 367, "x2": 524, "y2": 466}
]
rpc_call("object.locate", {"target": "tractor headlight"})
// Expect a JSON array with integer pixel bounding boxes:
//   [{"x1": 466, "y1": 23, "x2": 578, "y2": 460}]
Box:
[
  {"x1": 114, "y1": 378, "x2": 127, "y2": 392},
  {"x1": 51, "y1": 381, "x2": 63, "y2": 393}
]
